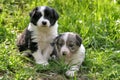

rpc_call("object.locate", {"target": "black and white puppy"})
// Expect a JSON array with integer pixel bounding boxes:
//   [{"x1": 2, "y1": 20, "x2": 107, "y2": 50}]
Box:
[
  {"x1": 53, "y1": 32, "x2": 85, "y2": 77},
  {"x1": 17, "y1": 6, "x2": 59, "y2": 66}
]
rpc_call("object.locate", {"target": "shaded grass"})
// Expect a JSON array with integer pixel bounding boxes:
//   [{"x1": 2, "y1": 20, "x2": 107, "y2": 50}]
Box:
[{"x1": 0, "y1": 0, "x2": 120, "y2": 79}]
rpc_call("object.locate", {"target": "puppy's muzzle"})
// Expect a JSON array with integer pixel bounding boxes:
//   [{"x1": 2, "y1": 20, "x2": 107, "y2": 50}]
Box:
[{"x1": 61, "y1": 50, "x2": 71, "y2": 58}]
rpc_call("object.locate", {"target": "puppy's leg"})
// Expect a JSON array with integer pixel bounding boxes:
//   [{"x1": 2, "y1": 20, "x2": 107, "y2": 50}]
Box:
[
  {"x1": 32, "y1": 49, "x2": 48, "y2": 66},
  {"x1": 43, "y1": 44, "x2": 53, "y2": 61},
  {"x1": 66, "y1": 65, "x2": 79, "y2": 77},
  {"x1": 66, "y1": 58, "x2": 84, "y2": 77},
  {"x1": 66, "y1": 49, "x2": 85, "y2": 77}
]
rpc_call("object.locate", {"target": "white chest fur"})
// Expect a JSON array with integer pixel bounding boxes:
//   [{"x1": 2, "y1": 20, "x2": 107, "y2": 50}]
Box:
[
  {"x1": 28, "y1": 22, "x2": 58, "y2": 65},
  {"x1": 28, "y1": 23, "x2": 58, "y2": 50}
]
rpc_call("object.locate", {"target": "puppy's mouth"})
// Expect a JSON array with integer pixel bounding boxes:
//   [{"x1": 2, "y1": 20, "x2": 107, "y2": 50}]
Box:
[
  {"x1": 41, "y1": 25, "x2": 48, "y2": 27},
  {"x1": 38, "y1": 24, "x2": 50, "y2": 28},
  {"x1": 61, "y1": 52, "x2": 72, "y2": 58},
  {"x1": 41, "y1": 24, "x2": 51, "y2": 28}
]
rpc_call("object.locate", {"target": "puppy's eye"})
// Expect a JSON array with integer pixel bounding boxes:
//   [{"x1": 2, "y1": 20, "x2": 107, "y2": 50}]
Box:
[
  {"x1": 57, "y1": 39, "x2": 64, "y2": 47},
  {"x1": 58, "y1": 43, "x2": 63, "y2": 47},
  {"x1": 50, "y1": 16, "x2": 53, "y2": 18},
  {"x1": 35, "y1": 12, "x2": 42, "y2": 17},
  {"x1": 46, "y1": 13, "x2": 49, "y2": 16},
  {"x1": 69, "y1": 44, "x2": 74, "y2": 48}
]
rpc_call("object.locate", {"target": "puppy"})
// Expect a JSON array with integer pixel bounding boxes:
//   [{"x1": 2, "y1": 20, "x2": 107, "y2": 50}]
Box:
[
  {"x1": 53, "y1": 32, "x2": 85, "y2": 77},
  {"x1": 17, "y1": 6, "x2": 59, "y2": 66}
]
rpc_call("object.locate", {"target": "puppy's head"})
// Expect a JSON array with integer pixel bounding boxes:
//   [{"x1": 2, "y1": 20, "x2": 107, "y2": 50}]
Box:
[
  {"x1": 29, "y1": 6, "x2": 59, "y2": 27},
  {"x1": 54, "y1": 32, "x2": 82, "y2": 58}
]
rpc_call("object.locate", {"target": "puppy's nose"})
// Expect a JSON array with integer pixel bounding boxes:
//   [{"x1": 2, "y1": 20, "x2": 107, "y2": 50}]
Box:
[
  {"x1": 62, "y1": 51, "x2": 67, "y2": 56},
  {"x1": 42, "y1": 21, "x2": 47, "y2": 25}
]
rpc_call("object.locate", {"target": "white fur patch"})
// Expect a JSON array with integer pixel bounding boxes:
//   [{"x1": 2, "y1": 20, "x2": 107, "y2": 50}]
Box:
[
  {"x1": 38, "y1": 6, "x2": 45, "y2": 15},
  {"x1": 37, "y1": 16, "x2": 51, "y2": 28}
]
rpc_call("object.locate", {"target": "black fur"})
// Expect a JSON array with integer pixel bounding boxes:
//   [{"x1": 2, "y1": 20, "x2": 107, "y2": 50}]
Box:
[
  {"x1": 17, "y1": 28, "x2": 37, "y2": 53},
  {"x1": 29, "y1": 7, "x2": 42, "y2": 25},
  {"x1": 75, "y1": 34, "x2": 82, "y2": 47},
  {"x1": 50, "y1": 34, "x2": 63, "y2": 59},
  {"x1": 51, "y1": 34, "x2": 63, "y2": 46},
  {"x1": 44, "y1": 7, "x2": 59, "y2": 26}
]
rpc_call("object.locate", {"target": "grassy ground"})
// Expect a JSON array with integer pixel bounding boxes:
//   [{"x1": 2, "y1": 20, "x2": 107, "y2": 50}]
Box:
[{"x1": 0, "y1": 0, "x2": 120, "y2": 80}]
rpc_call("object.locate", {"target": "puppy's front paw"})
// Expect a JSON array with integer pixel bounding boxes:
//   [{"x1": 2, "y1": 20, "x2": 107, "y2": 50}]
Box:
[
  {"x1": 36, "y1": 61, "x2": 49, "y2": 66},
  {"x1": 66, "y1": 70, "x2": 76, "y2": 77}
]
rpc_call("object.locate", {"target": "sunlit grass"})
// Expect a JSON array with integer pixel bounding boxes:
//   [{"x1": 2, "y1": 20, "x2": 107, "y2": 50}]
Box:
[{"x1": 0, "y1": 0, "x2": 120, "y2": 79}]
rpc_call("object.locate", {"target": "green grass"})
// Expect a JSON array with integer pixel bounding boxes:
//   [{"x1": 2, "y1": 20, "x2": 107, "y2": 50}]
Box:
[{"x1": 0, "y1": 0, "x2": 120, "y2": 80}]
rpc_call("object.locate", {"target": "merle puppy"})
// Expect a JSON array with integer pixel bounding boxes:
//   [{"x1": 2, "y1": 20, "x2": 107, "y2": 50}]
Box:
[
  {"x1": 17, "y1": 6, "x2": 59, "y2": 66},
  {"x1": 53, "y1": 32, "x2": 85, "y2": 77}
]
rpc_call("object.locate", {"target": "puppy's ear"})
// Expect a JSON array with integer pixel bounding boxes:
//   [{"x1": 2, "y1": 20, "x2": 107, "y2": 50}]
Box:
[
  {"x1": 76, "y1": 34, "x2": 82, "y2": 47},
  {"x1": 51, "y1": 34, "x2": 62, "y2": 46},
  {"x1": 54, "y1": 34, "x2": 62, "y2": 42},
  {"x1": 29, "y1": 7, "x2": 38, "y2": 17},
  {"x1": 52, "y1": 9, "x2": 59, "y2": 20}
]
